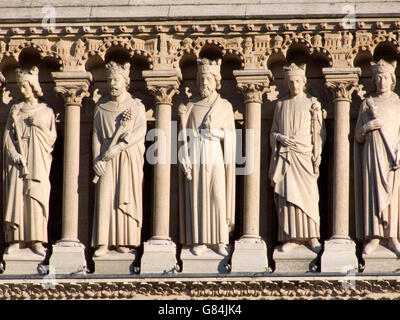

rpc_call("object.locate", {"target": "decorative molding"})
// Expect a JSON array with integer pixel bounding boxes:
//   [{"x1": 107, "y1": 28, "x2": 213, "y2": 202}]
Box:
[
  {"x1": 234, "y1": 69, "x2": 273, "y2": 104},
  {"x1": 0, "y1": 278, "x2": 399, "y2": 300},
  {"x1": 143, "y1": 69, "x2": 181, "y2": 106},
  {"x1": 323, "y1": 68, "x2": 361, "y2": 102},
  {"x1": 52, "y1": 71, "x2": 93, "y2": 107}
]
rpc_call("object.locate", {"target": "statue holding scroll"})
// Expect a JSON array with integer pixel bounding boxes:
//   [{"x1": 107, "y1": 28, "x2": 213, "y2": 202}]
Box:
[
  {"x1": 3, "y1": 66, "x2": 57, "y2": 256},
  {"x1": 269, "y1": 63, "x2": 326, "y2": 253},
  {"x1": 92, "y1": 61, "x2": 146, "y2": 257},
  {"x1": 355, "y1": 59, "x2": 400, "y2": 256},
  {"x1": 178, "y1": 58, "x2": 236, "y2": 257}
]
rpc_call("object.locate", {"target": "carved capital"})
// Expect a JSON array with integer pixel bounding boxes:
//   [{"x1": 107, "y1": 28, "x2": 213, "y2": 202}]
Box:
[
  {"x1": 233, "y1": 69, "x2": 273, "y2": 104},
  {"x1": 52, "y1": 71, "x2": 93, "y2": 107},
  {"x1": 54, "y1": 86, "x2": 91, "y2": 106},
  {"x1": 322, "y1": 67, "x2": 361, "y2": 102},
  {"x1": 147, "y1": 84, "x2": 180, "y2": 106},
  {"x1": 143, "y1": 69, "x2": 181, "y2": 106},
  {"x1": 236, "y1": 83, "x2": 270, "y2": 104}
]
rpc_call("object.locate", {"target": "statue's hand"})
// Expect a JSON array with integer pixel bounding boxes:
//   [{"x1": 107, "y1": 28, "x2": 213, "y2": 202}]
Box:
[
  {"x1": 277, "y1": 134, "x2": 297, "y2": 148},
  {"x1": 209, "y1": 128, "x2": 224, "y2": 139},
  {"x1": 179, "y1": 156, "x2": 192, "y2": 180},
  {"x1": 27, "y1": 116, "x2": 44, "y2": 129},
  {"x1": 364, "y1": 119, "x2": 382, "y2": 133},
  {"x1": 12, "y1": 153, "x2": 26, "y2": 166},
  {"x1": 93, "y1": 160, "x2": 107, "y2": 177},
  {"x1": 102, "y1": 143, "x2": 123, "y2": 161}
]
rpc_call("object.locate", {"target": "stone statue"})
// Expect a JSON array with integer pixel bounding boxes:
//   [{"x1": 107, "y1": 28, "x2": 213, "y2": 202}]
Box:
[
  {"x1": 269, "y1": 63, "x2": 326, "y2": 253},
  {"x1": 3, "y1": 66, "x2": 57, "y2": 256},
  {"x1": 178, "y1": 58, "x2": 236, "y2": 257},
  {"x1": 355, "y1": 59, "x2": 400, "y2": 256},
  {"x1": 92, "y1": 61, "x2": 146, "y2": 257}
]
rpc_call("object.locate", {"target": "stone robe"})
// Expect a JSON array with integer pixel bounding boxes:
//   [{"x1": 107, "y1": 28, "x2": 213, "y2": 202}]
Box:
[
  {"x1": 354, "y1": 92, "x2": 400, "y2": 240},
  {"x1": 3, "y1": 101, "x2": 57, "y2": 243},
  {"x1": 269, "y1": 94, "x2": 325, "y2": 241},
  {"x1": 178, "y1": 94, "x2": 236, "y2": 246},
  {"x1": 91, "y1": 92, "x2": 146, "y2": 248}
]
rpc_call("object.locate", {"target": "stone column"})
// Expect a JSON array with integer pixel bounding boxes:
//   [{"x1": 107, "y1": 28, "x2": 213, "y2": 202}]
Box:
[
  {"x1": 321, "y1": 67, "x2": 361, "y2": 273},
  {"x1": 231, "y1": 69, "x2": 272, "y2": 273},
  {"x1": 140, "y1": 69, "x2": 181, "y2": 274},
  {"x1": 49, "y1": 71, "x2": 92, "y2": 274}
]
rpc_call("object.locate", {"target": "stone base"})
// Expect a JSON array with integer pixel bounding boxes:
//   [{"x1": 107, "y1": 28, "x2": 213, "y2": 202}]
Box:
[
  {"x1": 273, "y1": 244, "x2": 317, "y2": 273},
  {"x1": 363, "y1": 245, "x2": 400, "y2": 273},
  {"x1": 180, "y1": 245, "x2": 232, "y2": 274},
  {"x1": 231, "y1": 237, "x2": 268, "y2": 273},
  {"x1": 140, "y1": 239, "x2": 177, "y2": 274},
  {"x1": 93, "y1": 250, "x2": 137, "y2": 275},
  {"x1": 3, "y1": 248, "x2": 47, "y2": 275},
  {"x1": 49, "y1": 241, "x2": 87, "y2": 275},
  {"x1": 321, "y1": 238, "x2": 358, "y2": 273}
]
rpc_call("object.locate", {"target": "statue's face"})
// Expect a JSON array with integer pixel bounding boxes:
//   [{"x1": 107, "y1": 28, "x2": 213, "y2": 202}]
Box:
[
  {"x1": 287, "y1": 75, "x2": 305, "y2": 96},
  {"x1": 199, "y1": 72, "x2": 217, "y2": 98},
  {"x1": 375, "y1": 72, "x2": 392, "y2": 94},
  {"x1": 18, "y1": 80, "x2": 34, "y2": 101},
  {"x1": 108, "y1": 74, "x2": 127, "y2": 98}
]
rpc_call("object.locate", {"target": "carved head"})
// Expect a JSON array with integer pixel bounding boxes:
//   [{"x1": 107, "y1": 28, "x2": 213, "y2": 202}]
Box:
[
  {"x1": 283, "y1": 63, "x2": 307, "y2": 96},
  {"x1": 371, "y1": 59, "x2": 397, "y2": 93},
  {"x1": 15, "y1": 66, "x2": 43, "y2": 99},
  {"x1": 196, "y1": 58, "x2": 222, "y2": 98},
  {"x1": 105, "y1": 61, "x2": 130, "y2": 98}
]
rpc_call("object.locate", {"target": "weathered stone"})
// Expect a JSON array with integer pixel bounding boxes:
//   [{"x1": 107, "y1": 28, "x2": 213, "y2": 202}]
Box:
[
  {"x1": 273, "y1": 244, "x2": 318, "y2": 274},
  {"x1": 93, "y1": 250, "x2": 137, "y2": 275},
  {"x1": 181, "y1": 246, "x2": 231, "y2": 274},
  {"x1": 363, "y1": 245, "x2": 400, "y2": 273}
]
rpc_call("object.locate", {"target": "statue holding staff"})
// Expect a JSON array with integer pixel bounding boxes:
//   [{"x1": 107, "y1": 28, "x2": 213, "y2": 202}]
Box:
[
  {"x1": 3, "y1": 66, "x2": 57, "y2": 256},
  {"x1": 354, "y1": 59, "x2": 400, "y2": 256},
  {"x1": 92, "y1": 61, "x2": 147, "y2": 257}
]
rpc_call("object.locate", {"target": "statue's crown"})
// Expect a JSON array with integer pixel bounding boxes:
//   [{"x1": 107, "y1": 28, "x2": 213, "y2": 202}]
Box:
[
  {"x1": 105, "y1": 61, "x2": 130, "y2": 80},
  {"x1": 16, "y1": 66, "x2": 39, "y2": 84},
  {"x1": 283, "y1": 63, "x2": 306, "y2": 77},
  {"x1": 371, "y1": 59, "x2": 397, "y2": 75},
  {"x1": 197, "y1": 58, "x2": 221, "y2": 74}
]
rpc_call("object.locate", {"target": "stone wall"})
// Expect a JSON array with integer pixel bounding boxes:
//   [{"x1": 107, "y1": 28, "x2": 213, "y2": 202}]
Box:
[{"x1": 0, "y1": 4, "x2": 399, "y2": 295}]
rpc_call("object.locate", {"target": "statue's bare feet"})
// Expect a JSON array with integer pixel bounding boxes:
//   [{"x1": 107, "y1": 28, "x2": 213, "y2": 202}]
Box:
[
  {"x1": 191, "y1": 244, "x2": 207, "y2": 256},
  {"x1": 280, "y1": 241, "x2": 300, "y2": 252},
  {"x1": 93, "y1": 245, "x2": 108, "y2": 257},
  {"x1": 388, "y1": 238, "x2": 400, "y2": 256},
  {"x1": 116, "y1": 246, "x2": 131, "y2": 254},
  {"x1": 214, "y1": 244, "x2": 229, "y2": 256},
  {"x1": 32, "y1": 242, "x2": 46, "y2": 256},
  {"x1": 363, "y1": 238, "x2": 380, "y2": 255},
  {"x1": 5, "y1": 243, "x2": 19, "y2": 255},
  {"x1": 308, "y1": 238, "x2": 322, "y2": 253}
]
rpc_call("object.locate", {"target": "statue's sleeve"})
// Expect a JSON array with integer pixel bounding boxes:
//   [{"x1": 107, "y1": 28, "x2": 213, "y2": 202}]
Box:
[
  {"x1": 355, "y1": 101, "x2": 368, "y2": 143},
  {"x1": 4, "y1": 106, "x2": 20, "y2": 161},
  {"x1": 268, "y1": 100, "x2": 282, "y2": 181},
  {"x1": 92, "y1": 106, "x2": 102, "y2": 162},
  {"x1": 119, "y1": 100, "x2": 147, "y2": 149}
]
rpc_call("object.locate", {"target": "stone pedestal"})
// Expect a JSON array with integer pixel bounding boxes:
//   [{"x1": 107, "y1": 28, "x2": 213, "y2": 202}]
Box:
[
  {"x1": 3, "y1": 249, "x2": 46, "y2": 275},
  {"x1": 231, "y1": 237, "x2": 268, "y2": 273},
  {"x1": 49, "y1": 242, "x2": 87, "y2": 275},
  {"x1": 273, "y1": 245, "x2": 317, "y2": 273},
  {"x1": 363, "y1": 245, "x2": 400, "y2": 273},
  {"x1": 180, "y1": 246, "x2": 231, "y2": 274},
  {"x1": 321, "y1": 239, "x2": 358, "y2": 273},
  {"x1": 140, "y1": 239, "x2": 177, "y2": 274},
  {"x1": 94, "y1": 250, "x2": 137, "y2": 275}
]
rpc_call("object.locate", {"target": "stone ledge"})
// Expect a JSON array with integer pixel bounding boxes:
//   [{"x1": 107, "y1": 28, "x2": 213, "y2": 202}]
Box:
[
  {"x1": 0, "y1": 275, "x2": 399, "y2": 299},
  {"x1": 2, "y1": 2, "x2": 400, "y2": 22}
]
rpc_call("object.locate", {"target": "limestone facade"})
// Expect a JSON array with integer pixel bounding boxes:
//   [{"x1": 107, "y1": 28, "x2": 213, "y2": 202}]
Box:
[{"x1": 1, "y1": 1, "x2": 400, "y2": 299}]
